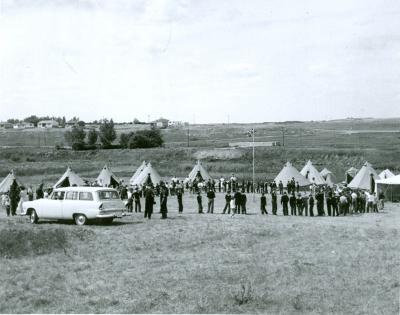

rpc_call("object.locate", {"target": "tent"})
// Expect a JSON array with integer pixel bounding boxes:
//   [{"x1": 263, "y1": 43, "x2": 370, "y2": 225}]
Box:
[
  {"x1": 274, "y1": 162, "x2": 311, "y2": 188},
  {"x1": 53, "y1": 167, "x2": 85, "y2": 189},
  {"x1": 348, "y1": 162, "x2": 379, "y2": 191},
  {"x1": 379, "y1": 169, "x2": 395, "y2": 180},
  {"x1": 345, "y1": 167, "x2": 358, "y2": 184},
  {"x1": 319, "y1": 168, "x2": 337, "y2": 187},
  {"x1": 129, "y1": 161, "x2": 147, "y2": 185},
  {"x1": 187, "y1": 160, "x2": 212, "y2": 183},
  {"x1": 96, "y1": 165, "x2": 120, "y2": 187},
  {"x1": 376, "y1": 175, "x2": 400, "y2": 202},
  {"x1": 300, "y1": 160, "x2": 326, "y2": 185},
  {"x1": 0, "y1": 170, "x2": 20, "y2": 194},
  {"x1": 131, "y1": 162, "x2": 162, "y2": 186}
]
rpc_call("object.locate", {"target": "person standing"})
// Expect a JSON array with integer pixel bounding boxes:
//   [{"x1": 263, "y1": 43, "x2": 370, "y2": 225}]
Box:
[
  {"x1": 160, "y1": 183, "x2": 168, "y2": 219},
  {"x1": 126, "y1": 188, "x2": 133, "y2": 212},
  {"x1": 9, "y1": 179, "x2": 20, "y2": 216},
  {"x1": 351, "y1": 191, "x2": 358, "y2": 214},
  {"x1": 309, "y1": 194, "x2": 315, "y2": 217},
  {"x1": 316, "y1": 191, "x2": 325, "y2": 216},
  {"x1": 332, "y1": 193, "x2": 339, "y2": 216},
  {"x1": 4, "y1": 194, "x2": 11, "y2": 216},
  {"x1": 289, "y1": 193, "x2": 296, "y2": 216},
  {"x1": 296, "y1": 182, "x2": 300, "y2": 193},
  {"x1": 27, "y1": 186, "x2": 34, "y2": 201},
  {"x1": 260, "y1": 192, "x2": 267, "y2": 214},
  {"x1": 271, "y1": 191, "x2": 277, "y2": 215},
  {"x1": 281, "y1": 192, "x2": 289, "y2": 216},
  {"x1": 296, "y1": 193, "x2": 303, "y2": 215},
  {"x1": 230, "y1": 194, "x2": 236, "y2": 215},
  {"x1": 223, "y1": 191, "x2": 231, "y2": 214},
  {"x1": 197, "y1": 192, "x2": 203, "y2": 213},
  {"x1": 339, "y1": 194, "x2": 348, "y2": 215},
  {"x1": 17, "y1": 186, "x2": 28, "y2": 215},
  {"x1": 241, "y1": 192, "x2": 247, "y2": 214},
  {"x1": 144, "y1": 186, "x2": 155, "y2": 219},
  {"x1": 36, "y1": 183, "x2": 44, "y2": 199},
  {"x1": 207, "y1": 189, "x2": 215, "y2": 213},
  {"x1": 177, "y1": 189, "x2": 183, "y2": 213},
  {"x1": 302, "y1": 193, "x2": 309, "y2": 216},
  {"x1": 234, "y1": 191, "x2": 242, "y2": 214},
  {"x1": 326, "y1": 192, "x2": 332, "y2": 216},
  {"x1": 133, "y1": 189, "x2": 141, "y2": 213},
  {"x1": 278, "y1": 181, "x2": 284, "y2": 195}
]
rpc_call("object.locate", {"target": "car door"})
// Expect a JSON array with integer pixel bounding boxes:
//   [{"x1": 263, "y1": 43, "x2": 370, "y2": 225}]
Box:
[
  {"x1": 43, "y1": 191, "x2": 64, "y2": 219},
  {"x1": 62, "y1": 191, "x2": 78, "y2": 219}
]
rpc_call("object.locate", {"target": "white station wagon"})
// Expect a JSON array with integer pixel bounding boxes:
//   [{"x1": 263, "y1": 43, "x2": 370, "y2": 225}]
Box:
[{"x1": 22, "y1": 187, "x2": 125, "y2": 225}]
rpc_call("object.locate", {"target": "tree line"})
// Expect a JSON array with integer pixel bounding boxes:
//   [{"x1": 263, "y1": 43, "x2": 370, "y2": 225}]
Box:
[{"x1": 64, "y1": 119, "x2": 163, "y2": 150}]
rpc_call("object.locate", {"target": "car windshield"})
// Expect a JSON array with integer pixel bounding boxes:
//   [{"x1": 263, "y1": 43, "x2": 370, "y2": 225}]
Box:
[{"x1": 97, "y1": 190, "x2": 120, "y2": 200}]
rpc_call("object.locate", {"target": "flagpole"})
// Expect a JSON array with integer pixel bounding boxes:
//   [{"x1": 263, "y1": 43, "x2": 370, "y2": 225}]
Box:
[{"x1": 252, "y1": 128, "x2": 255, "y2": 203}]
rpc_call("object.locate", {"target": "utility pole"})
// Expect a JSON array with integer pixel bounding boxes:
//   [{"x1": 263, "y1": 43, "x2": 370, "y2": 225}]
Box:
[
  {"x1": 252, "y1": 128, "x2": 255, "y2": 203},
  {"x1": 282, "y1": 127, "x2": 285, "y2": 147},
  {"x1": 187, "y1": 123, "x2": 190, "y2": 147}
]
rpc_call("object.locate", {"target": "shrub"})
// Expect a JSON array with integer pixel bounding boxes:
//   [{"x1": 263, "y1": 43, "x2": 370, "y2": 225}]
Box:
[
  {"x1": 87, "y1": 128, "x2": 98, "y2": 145},
  {"x1": 64, "y1": 126, "x2": 86, "y2": 149},
  {"x1": 99, "y1": 119, "x2": 116, "y2": 146}
]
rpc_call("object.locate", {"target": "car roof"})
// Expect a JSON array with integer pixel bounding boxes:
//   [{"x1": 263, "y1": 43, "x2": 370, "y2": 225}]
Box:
[{"x1": 54, "y1": 186, "x2": 118, "y2": 192}]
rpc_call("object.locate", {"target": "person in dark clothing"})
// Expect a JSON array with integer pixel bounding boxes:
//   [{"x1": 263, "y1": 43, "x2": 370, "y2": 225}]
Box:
[
  {"x1": 126, "y1": 189, "x2": 133, "y2": 212},
  {"x1": 309, "y1": 195, "x2": 315, "y2": 216},
  {"x1": 326, "y1": 192, "x2": 332, "y2": 216},
  {"x1": 331, "y1": 194, "x2": 339, "y2": 216},
  {"x1": 144, "y1": 187, "x2": 155, "y2": 219},
  {"x1": 9, "y1": 179, "x2": 20, "y2": 216},
  {"x1": 36, "y1": 184, "x2": 44, "y2": 199},
  {"x1": 296, "y1": 182, "x2": 300, "y2": 193},
  {"x1": 120, "y1": 186, "x2": 128, "y2": 200},
  {"x1": 281, "y1": 192, "x2": 289, "y2": 216},
  {"x1": 197, "y1": 192, "x2": 203, "y2": 213},
  {"x1": 271, "y1": 191, "x2": 277, "y2": 215},
  {"x1": 133, "y1": 189, "x2": 141, "y2": 212},
  {"x1": 289, "y1": 194, "x2": 297, "y2": 215},
  {"x1": 223, "y1": 192, "x2": 231, "y2": 214},
  {"x1": 207, "y1": 189, "x2": 216, "y2": 213},
  {"x1": 296, "y1": 194, "x2": 303, "y2": 215},
  {"x1": 260, "y1": 193, "x2": 267, "y2": 214},
  {"x1": 316, "y1": 191, "x2": 325, "y2": 216},
  {"x1": 278, "y1": 181, "x2": 284, "y2": 195},
  {"x1": 241, "y1": 193, "x2": 247, "y2": 214},
  {"x1": 234, "y1": 191, "x2": 242, "y2": 214},
  {"x1": 177, "y1": 189, "x2": 183, "y2": 213},
  {"x1": 160, "y1": 183, "x2": 168, "y2": 219}
]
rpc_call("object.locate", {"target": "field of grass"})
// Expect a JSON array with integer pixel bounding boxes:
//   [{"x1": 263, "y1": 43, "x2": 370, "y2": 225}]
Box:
[
  {"x1": 0, "y1": 194, "x2": 399, "y2": 314},
  {"x1": 0, "y1": 118, "x2": 400, "y2": 189}
]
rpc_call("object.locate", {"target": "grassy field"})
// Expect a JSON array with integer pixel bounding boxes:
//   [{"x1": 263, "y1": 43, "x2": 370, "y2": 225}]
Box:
[
  {"x1": 0, "y1": 194, "x2": 399, "y2": 314},
  {"x1": 0, "y1": 118, "x2": 400, "y2": 188}
]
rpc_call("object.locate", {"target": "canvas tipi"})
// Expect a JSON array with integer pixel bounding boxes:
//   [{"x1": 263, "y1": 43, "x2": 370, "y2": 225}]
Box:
[
  {"x1": 348, "y1": 162, "x2": 379, "y2": 191},
  {"x1": 131, "y1": 162, "x2": 161, "y2": 186},
  {"x1": 300, "y1": 160, "x2": 326, "y2": 185},
  {"x1": 320, "y1": 168, "x2": 331, "y2": 178},
  {"x1": 96, "y1": 165, "x2": 120, "y2": 187},
  {"x1": 379, "y1": 169, "x2": 395, "y2": 180},
  {"x1": 0, "y1": 170, "x2": 20, "y2": 194},
  {"x1": 376, "y1": 175, "x2": 400, "y2": 202},
  {"x1": 319, "y1": 168, "x2": 337, "y2": 187},
  {"x1": 274, "y1": 162, "x2": 311, "y2": 188},
  {"x1": 129, "y1": 161, "x2": 147, "y2": 185},
  {"x1": 187, "y1": 160, "x2": 212, "y2": 183},
  {"x1": 53, "y1": 167, "x2": 85, "y2": 188},
  {"x1": 345, "y1": 167, "x2": 358, "y2": 184}
]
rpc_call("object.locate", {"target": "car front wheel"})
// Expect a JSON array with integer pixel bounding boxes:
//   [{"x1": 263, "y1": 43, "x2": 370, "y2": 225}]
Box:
[
  {"x1": 74, "y1": 214, "x2": 87, "y2": 226},
  {"x1": 30, "y1": 210, "x2": 38, "y2": 224}
]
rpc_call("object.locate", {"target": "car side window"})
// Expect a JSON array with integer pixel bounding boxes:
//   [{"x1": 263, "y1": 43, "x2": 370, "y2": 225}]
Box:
[
  {"x1": 65, "y1": 191, "x2": 78, "y2": 200},
  {"x1": 51, "y1": 191, "x2": 65, "y2": 200},
  {"x1": 79, "y1": 192, "x2": 93, "y2": 201}
]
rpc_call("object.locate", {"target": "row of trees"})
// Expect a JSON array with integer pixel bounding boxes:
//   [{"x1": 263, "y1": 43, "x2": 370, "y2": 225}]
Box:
[{"x1": 64, "y1": 119, "x2": 163, "y2": 150}]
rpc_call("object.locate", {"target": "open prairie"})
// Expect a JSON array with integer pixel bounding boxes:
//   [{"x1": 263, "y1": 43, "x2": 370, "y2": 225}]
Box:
[
  {"x1": 0, "y1": 195, "x2": 399, "y2": 314},
  {"x1": 0, "y1": 118, "x2": 400, "y2": 187}
]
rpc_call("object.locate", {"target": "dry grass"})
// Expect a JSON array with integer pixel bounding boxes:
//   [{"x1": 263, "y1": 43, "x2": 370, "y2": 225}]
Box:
[{"x1": 0, "y1": 197, "x2": 399, "y2": 314}]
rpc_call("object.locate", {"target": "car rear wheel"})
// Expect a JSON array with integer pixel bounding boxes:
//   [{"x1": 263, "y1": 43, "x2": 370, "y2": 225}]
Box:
[
  {"x1": 74, "y1": 214, "x2": 87, "y2": 226},
  {"x1": 30, "y1": 210, "x2": 38, "y2": 224}
]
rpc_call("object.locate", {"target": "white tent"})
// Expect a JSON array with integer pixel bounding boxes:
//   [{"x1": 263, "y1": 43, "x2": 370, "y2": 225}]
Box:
[
  {"x1": 378, "y1": 169, "x2": 395, "y2": 180},
  {"x1": 345, "y1": 167, "x2": 358, "y2": 184},
  {"x1": 129, "y1": 161, "x2": 147, "y2": 185},
  {"x1": 348, "y1": 162, "x2": 379, "y2": 191},
  {"x1": 187, "y1": 160, "x2": 212, "y2": 182},
  {"x1": 274, "y1": 162, "x2": 311, "y2": 188},
  {"x1": 131, "y1": 162, "x2": 162, "y2": 186},
  {"x1": 96, "y1": 165, "x2": 120, "y2": 187},
  {"x1": 376, "y1": 175, "x2": 400, "y2": 202},
  {"x1": 320, "y1": 168, "x2": 337, "y2": 187},
  {"x1": 53, "y1": 167, "x2": 85, "y2": 189},
  {"x1": 0, "y1": 170, "x2": 20, "y2": 194},
  {"x1": 320, "y1": 168, "x2": 331, "y2": 178},
  {"x1": 300, "y1": 160, "x2": 326, "y2": 185}
]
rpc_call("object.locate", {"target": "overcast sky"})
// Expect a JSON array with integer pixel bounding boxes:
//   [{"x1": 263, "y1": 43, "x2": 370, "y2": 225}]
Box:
[{"x1": 1, "y1": 0, "x2": 399, "y2": 123}]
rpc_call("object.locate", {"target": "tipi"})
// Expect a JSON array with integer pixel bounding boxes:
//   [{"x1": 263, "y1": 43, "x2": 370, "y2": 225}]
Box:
[
  {"x1": 319, "y1": 168, "x2": 337, "y2": 187},
  {"x1": 379, "y1": 169, "x2": 395, "y2": 179},
  {"x1": 131, "y1": 162, "x2": 162, "y2": 186},
  {"x1": 274, "y1": 162, "x2": 311, "y2": 188},
  {"x1": 348, "y1": 162, "x2": 379, "y2": 191},
  {"x1": 345, "y1": 167, "x2": 358, "y2": 184},
  {"x1": 129, "y1": 161, "x2": 147, "y2": 185},
  {"x1": 300, "y1": 160, "x2": 326, "y2": 185},
  {"x1": 96, "y1": 165, "x2": 120, "y2": 187},
  {"x1": 187, "y1": 160, "x2": 212, "y2": 183},
  {"x1": 53, "y1": 167, "x2": 85, "y2": 188},
  {"x1": 0, "y1": 170, "x2": 20, "y2": 194}
]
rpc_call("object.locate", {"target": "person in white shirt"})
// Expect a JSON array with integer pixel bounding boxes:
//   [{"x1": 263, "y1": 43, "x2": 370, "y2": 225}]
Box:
[
  {"x1": 367, "y1": 192, "x2": 375, "y2": 212},
  {"x1": 351, "y1": 191, "x2": 358, "y2": 214}
]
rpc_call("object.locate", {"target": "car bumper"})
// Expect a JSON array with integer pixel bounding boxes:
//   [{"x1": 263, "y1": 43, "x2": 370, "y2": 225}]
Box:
[{"x1": 96, "y1": 213, "x2": 123, "y2": 219}]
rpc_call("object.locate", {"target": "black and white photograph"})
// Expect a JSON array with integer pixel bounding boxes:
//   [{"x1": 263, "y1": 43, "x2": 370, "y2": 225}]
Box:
[{"x1": 0, "y1": 0, "x2": 399, "y2": 314}]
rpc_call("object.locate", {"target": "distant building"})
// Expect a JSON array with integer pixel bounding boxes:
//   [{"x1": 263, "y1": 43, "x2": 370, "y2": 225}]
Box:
[
  {"x1": 13, "y1": 122, "x2": 35, "y2": 129},
  {"x1": 168, "y1": 121, "x2": 186, "y2": 127},
  {"x1": 151, "y1": 118, "x2": 169, "y2": 129},
  {"x1": 38, "y1": 120, "x2": 59, "y2": 128},
  {"x1": 0, "y1": 122, "x2": 13, "y2": 129}
]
